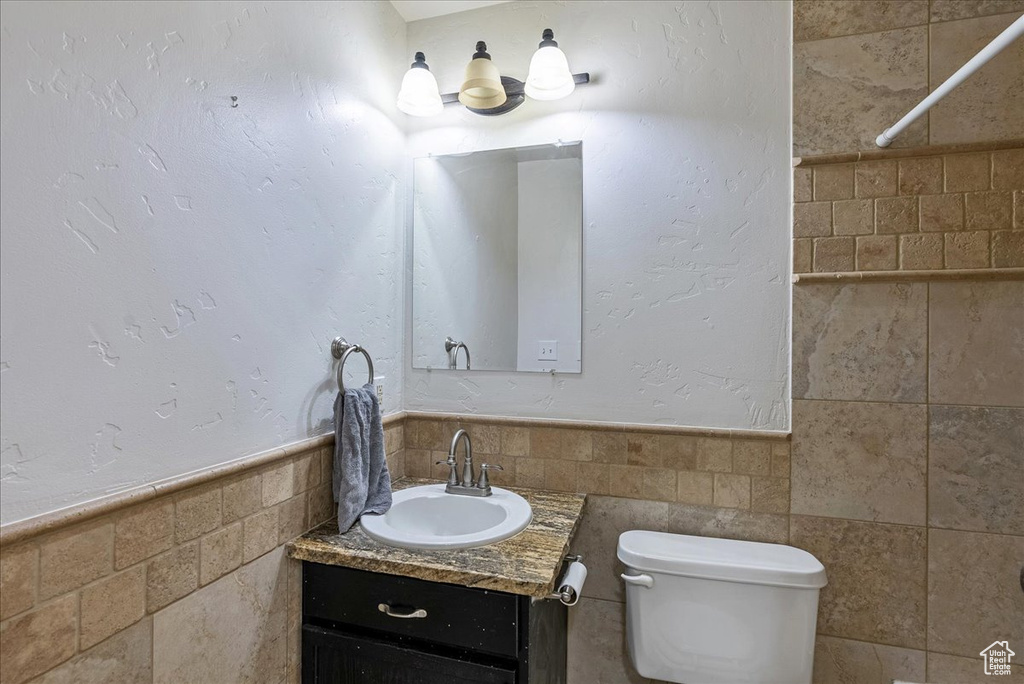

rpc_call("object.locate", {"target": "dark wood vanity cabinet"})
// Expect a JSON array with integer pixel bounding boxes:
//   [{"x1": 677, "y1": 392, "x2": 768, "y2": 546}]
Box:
[{"x1": 302, "y1": 562, "x2": 567, "y2": 684}]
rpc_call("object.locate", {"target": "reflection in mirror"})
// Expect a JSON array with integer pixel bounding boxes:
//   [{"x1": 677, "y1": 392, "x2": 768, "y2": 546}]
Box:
[{"x1": 412, "y1": 142, "x2": 582, "y2": 373}]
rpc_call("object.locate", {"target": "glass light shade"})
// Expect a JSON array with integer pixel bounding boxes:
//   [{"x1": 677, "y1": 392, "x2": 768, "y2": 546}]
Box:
[
  {"x1": 458, "y1": 57, "x2": 507, "y2": 109},
  {"x1": 525, "y1": 45, "x2": 575, "y2": 101},
  {"x1": 397, "y1": 66, "x2": 443, "y2": 117}
]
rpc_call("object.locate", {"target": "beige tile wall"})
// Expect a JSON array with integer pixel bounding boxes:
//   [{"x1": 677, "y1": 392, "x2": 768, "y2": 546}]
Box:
[
  {"x1": 566, "y1": 494, "x2": 791, "y2": 684},
  {"x1": 0, "y1": 427, "x2": 405, "y2": 684},
  {"x1": 402, "y1": 418, "x2": 790, "y2": 514},
  {"x1": 0, "y1": 413, "x2": 787, "y2": 684},
  {"x1": 561, "y1": 344, "x2": 1021, "y2": 684},
  {"x1": 793, "y1": 1, "x2": 1024, "y2": 155},
  {"x1": 794, "y1": 10, "x2": 1023, "y2": 678},
  {"x1": 0, "y1": 410, "x2": 786, "y2": 684},
  {"x1": 397, "y1": 416, "x2": 791, "y2": 682},
  {"x1": 791, "y1": 278, "x2": 1024, "y2": 684},
  {"x1": 398, "y1": 416, "x2": 792, "y2": 684},
  {"x1": 794, "y1": 147, "x2": 1024, "y2": 273}
]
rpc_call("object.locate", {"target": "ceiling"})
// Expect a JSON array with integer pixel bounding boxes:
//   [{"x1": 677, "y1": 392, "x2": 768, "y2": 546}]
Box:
[{"x1": 389, "y1": 1, "x2": 512, "y2": 23}]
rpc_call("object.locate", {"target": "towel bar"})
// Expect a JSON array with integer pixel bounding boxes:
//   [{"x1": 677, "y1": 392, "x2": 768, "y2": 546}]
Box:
[{"x1": 332, "y1": 336, "x2": 374, "y2": 392}]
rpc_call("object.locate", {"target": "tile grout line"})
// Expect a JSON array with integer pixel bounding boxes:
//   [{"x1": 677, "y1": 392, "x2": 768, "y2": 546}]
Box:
[
  {"x1": 816, "y1": 629, "x2": 997, "y2": 663},
  {"x1": 76, "y1": 590, "x2": 83, "y2": 659},
  {"x1": 151, "y1": 598, "x2": 156, "y2": 684},
  {"x1": 926, "y1": 13, "x2": 931, "y2": 147},
  {"x1": 787, "y1": 442, "x2": 793, "y2": 543},
  {"x1": 789, "y1": 511, "x2": 1024, "y2": 541},
  {"x1": 793, "y1": 9, "x2": 1024, "y2": 45},
  {"x1": 924, "y1": 279, "x2": 931, "y2": 670},
  {"x1": 795, "y1": 396, "x2": 1023, "y2": 411},
  {"x1": 795, "y1": 22, "x2": 926, "y2": 45}
]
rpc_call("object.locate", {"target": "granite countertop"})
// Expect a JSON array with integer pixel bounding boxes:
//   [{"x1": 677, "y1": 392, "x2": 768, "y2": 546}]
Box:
[{"x1": 286, "y1": 478, "x2": 586, "y2": 598}]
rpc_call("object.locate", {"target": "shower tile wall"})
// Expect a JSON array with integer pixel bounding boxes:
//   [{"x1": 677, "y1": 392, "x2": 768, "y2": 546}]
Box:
[
  {"x1": 793, "y1": 1, "x2": 1024, "y2": 155},
  {"x1": 790, "y1": 109, "x2": 1024, "y2": 679},
  {"x1": 791, "y1": 279, "x2": 1024, "y2": 684},
  {"x1": 793, "y1": 5, "x2": 1024, "y2": 682},
  {"x1": 793, "y1": 148, "x2": 1024, "y2": 274}
]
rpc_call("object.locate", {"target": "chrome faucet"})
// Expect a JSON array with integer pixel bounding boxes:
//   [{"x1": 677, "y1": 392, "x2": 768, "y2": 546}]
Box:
[
  {"x1": 435, "y1": 429, "x2": 502, "y2": 496},
  {"x1": 445, "y1": 337, "x2": 471, "y2": 370}
]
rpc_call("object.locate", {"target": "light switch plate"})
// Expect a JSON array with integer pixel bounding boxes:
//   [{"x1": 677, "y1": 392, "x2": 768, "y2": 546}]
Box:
[{"x1": 538, "y1": 341, "x2": 558, "y2": 361}]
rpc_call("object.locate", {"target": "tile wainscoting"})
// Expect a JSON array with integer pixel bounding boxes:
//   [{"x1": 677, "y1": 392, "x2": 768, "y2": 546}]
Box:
[
  {"x1": 1, "y1": 412, "x2": 786, "y2": 684},
  {"x1": 0, "y1": 422, "x2": 405, "y2": 684},
  {"x1": 402, "y1": 414, "x2": 790, "y2": 512},
  {"x1": 396, "y1": 414, "x2": 791, "y2": 684}
]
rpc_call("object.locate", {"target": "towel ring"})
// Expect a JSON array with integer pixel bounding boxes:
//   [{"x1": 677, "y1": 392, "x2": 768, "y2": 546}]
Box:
[{"x1": 332, "y1": 337, "x2": 374, "y2": 392}]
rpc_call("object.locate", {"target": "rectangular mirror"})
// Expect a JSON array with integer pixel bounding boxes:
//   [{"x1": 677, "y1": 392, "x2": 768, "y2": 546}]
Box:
[{"x1": 412, "y1": 141, "x2": 582, "y2": 373}]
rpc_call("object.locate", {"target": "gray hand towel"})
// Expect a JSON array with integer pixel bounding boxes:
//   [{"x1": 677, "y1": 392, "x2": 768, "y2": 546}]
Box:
[{"x1": 333, "y1": 383, "x2": 392, "y2": 531}]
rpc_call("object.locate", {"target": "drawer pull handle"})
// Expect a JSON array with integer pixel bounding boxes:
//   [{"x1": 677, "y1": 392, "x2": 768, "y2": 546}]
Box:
[{"x1": 378, "y1": 603, "x2": 428, "y2": 619}]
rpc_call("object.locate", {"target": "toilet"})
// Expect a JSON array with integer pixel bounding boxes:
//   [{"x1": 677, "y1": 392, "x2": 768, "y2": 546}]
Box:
[{"x1": 617, "y1": 530, "x2": 827, "y2": 684}]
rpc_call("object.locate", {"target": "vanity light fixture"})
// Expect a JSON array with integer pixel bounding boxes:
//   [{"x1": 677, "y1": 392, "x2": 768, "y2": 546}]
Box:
[
  {"x1": 404, "y1": 29, "x2": 591, "y2": 117},
  {"x1": 525, "y1": 29, "x2": 575, "y2": 101},
  {"x1": 458, "y1": 41, "x2": 507, "y2": 110},
  {"x1": 396, "y1": 52, "x2": 444, "y2": 117}
]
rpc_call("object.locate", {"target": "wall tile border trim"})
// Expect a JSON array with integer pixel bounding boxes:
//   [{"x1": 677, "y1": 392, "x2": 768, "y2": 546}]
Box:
[
  {"x1": 0, "y1": 413, "x2": 407, "y2": 546},
  {"x1": 402, "y1": 411, "x2": 791, "y2": 442},
  {"x1": 794, "y1": 139, "x2": 1024, "y2": 167},
  {"x1": 793, "y1": 267, "x2": 1024, "y2": 284}
]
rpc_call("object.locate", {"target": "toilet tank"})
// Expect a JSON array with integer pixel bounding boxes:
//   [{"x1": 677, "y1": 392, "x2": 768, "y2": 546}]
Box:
[{"x1": 617, "y1": 530, "x2": 827, "y2": 684}]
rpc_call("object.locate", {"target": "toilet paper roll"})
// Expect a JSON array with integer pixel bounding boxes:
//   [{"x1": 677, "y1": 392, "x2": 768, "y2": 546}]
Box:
[{"x1": 557, "y1": 561, "x2": 588, "y2": 606}]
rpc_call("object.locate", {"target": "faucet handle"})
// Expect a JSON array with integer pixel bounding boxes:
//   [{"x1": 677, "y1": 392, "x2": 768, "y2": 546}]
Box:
[
  {"x1": 477, "y1": 463, "x2": 504, "y2": 489},
  {"x1": 435, "y1": 457, "x2": 459, "y2": 486}
]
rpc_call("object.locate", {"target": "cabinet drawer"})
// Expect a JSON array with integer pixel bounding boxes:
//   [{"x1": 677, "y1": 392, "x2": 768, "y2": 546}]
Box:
[
  {"x1": 303, "y1": 563, "x2": 521, "y2": 658},
  {"x1": 303, "y1": 625, "x2": 516, "y2": 684},
  {"x1": 301, "y1": 626, "x2": 516, "y2": 684}
]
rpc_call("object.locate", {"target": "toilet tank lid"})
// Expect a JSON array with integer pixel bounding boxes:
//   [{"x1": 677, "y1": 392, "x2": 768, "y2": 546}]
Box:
[{"x1": 617, "y1": 530, "x2": 827, "y2": 589}]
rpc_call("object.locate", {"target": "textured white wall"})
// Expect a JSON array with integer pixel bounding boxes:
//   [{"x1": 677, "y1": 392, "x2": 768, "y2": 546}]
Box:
[
  {"x1": 516, "y1": 157, "x2": 583, "y2": 373},
  {"x1": 411, "y1": 152, "x2": 519, "y2": 370},
  {"x1": 0, "y1": 1, "x2": 407, "y2": 524},
  {"x1": 0, "y1": 0, "x2": 792, "y2": 523},
  {"x1": 404, "y1": 1, "x2": 792, "y2": 430}
]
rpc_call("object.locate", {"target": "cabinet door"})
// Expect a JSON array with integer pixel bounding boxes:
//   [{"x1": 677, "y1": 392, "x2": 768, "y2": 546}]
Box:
[{"x1": 303, "y1": 625, "x2": 517, "y2": 684}]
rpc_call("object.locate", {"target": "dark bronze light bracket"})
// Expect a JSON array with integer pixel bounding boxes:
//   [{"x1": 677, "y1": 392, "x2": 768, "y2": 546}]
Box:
[{"x1": 440, "y1": 72, "x2": 591, "y2": 116}]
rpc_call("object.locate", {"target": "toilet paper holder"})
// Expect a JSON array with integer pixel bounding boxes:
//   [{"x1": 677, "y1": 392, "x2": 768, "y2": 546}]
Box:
[{"x1": 548, "y1": 553, "x2": 585, "y2": 606}]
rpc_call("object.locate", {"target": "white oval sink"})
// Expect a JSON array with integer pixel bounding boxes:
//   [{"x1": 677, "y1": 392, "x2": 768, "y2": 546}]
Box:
[{"x1": 360, "y1": 484, "x2": 533, "y2": 550}]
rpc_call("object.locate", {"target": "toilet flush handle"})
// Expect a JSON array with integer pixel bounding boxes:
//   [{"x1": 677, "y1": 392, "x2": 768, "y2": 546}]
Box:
[{"x1": 620, "y1": 573, "x2": 655, "y2": 588}]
